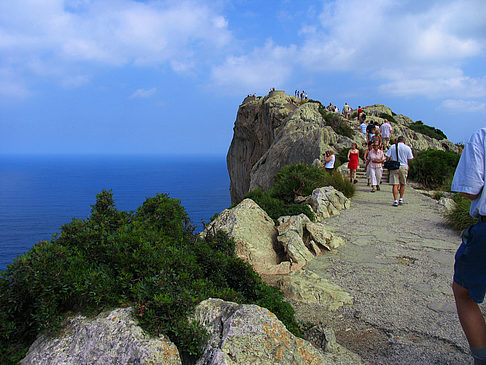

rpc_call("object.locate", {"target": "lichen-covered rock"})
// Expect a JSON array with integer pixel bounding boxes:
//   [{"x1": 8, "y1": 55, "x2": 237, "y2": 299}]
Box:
[
  {"x1": 227, "y1": 93, "x2": 458, "y2": 204},
  {"x1": 200, "y1": 199, "x2": 292, "y2": 275},
  {"x1": 21, "y1": 308, "x2": 181, "y2": 365},
  {"x1": 193, "y1": 298, "x2": 327, "y2": 365},
  {"x1": 307, "y1": 187, "x2": 351, "y2": 222},
  {"x1": 277, "y1": 270, "x2": 353, "y2": 311}
]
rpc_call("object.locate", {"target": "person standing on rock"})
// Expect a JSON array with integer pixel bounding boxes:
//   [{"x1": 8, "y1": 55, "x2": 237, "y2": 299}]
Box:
[
  {"x1": 343, "y1": 102, "x2": 351, "y2": 119},
  {"x1": 385, "y1": 136, "x2": 414, "y2": 206},
  {"x1": 324, "y1": 150, "x2": 336, "y2": 173},
  {"x1": 450, "y1": 128, "x2": 486, "y2": 365},
  {"x1": 347, "y1": 143, "x2": 359, "y2": 184}
]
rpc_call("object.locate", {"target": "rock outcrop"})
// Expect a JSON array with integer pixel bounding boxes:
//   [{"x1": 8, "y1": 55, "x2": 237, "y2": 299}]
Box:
[
  {"x1": 227, "y1": 92, "x2": 458, "y2": 204},
  {"x1": 201, "y1": 195, "x2": 347, "y2": 276},
  {"x1": 21, "y1": 308, "x2": 181, "y2": 365},
  {"x1": 192, "y1": 298, "x2": 362, "y2": 364}
]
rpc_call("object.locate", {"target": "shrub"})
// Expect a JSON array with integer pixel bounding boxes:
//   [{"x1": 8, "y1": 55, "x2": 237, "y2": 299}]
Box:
[
  {"x1": 244, "y1": 164, "x2": 354, "y2": 223},
  {"x1": 408, "y1": 149, "x2": 460, "y2": 189},
  {"x1": 445, "y1": 193, "x2": 477, "y2": 231},
  {"x1": 379, "y1": 113, "x2": 397, "y2": 123},
  {"x1": 0, "y1": 190, "x2": 299, "y2": 364},
  {"x1": 409, "y1": 121, "x2": 447, "y2": 140},
  {"x1": 318, "y1": 108, "x2": 354, "y2": 138}
]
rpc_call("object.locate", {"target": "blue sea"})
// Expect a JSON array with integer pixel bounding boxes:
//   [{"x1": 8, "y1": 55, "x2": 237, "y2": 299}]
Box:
[{"x1": 0, "y1": 155, "x2": 230, "y2": 271}]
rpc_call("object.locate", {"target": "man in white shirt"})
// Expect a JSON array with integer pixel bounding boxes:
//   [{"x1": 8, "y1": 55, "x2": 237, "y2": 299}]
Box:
[
  {"x1": 380, "y1": 121, "x2": 393, "y2": 148},
  {"x1": 385, "y1": 136, "x2": 414, "y2": 206},
  {"x1": 451, "y1": 128, "x2": 486, "y2": 365}
]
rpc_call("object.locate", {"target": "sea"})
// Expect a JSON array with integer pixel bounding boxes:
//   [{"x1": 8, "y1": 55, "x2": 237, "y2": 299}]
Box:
[{"x1": 0, "y1": 154, "x2": 231, "y2": 271}]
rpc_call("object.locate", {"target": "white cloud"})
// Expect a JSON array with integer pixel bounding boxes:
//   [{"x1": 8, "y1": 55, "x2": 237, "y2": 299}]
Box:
[
  {"x1": 0, "y1": 0, "x2": 232, "y2": 96},
  {"x1": 440, "y1": 99, "x2": 486, "y2": 112},
  {"x1": 210, "y1": 0, "x2": 486, "y2": 98},
  {"x1": 130, "y1": 88, "x2": 157, "y2": 99}
]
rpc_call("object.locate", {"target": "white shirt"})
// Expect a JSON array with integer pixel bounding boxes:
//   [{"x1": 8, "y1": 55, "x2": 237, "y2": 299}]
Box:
[
  {"x1": 385, "y1": 142, "x2": 414, "y2": 167},
  {"x1": 380, "y1": 122, "x2": 392, "y2": 138},
  {"x1": 451, "y1": 128, "x2": 486, "y2": 219},
  {"x1": 325, "y1": 155, "x2": 335, "y2": 168},
  {"x1": 360, "y1": 123, "x2": 367, "y2": 134}
]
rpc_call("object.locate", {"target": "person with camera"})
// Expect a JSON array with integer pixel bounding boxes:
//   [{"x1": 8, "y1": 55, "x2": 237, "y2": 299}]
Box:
[{"x1": 324, "y1": 150, "x2": 336, "y2": 173}]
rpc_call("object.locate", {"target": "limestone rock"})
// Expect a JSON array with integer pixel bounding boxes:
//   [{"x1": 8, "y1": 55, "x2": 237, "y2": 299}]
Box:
[
  {"x1": 193, "y1": 298, "x2": 327, "y2": 365},
  {"x1": 277, "y1": 270, "x2": 353, "y2": 311},
  {"x1": 438, "y1": 197, "x2": 456, "y2": 215},
  {"x1": 200, "y1": 199, "x2": 291, "y2": 276},
  {"x1": 21, "y1": 308, "x2": 181, "y2": 365},
  {"x1": 307, "y1": 187, "x2": 351, "y2": 222}
]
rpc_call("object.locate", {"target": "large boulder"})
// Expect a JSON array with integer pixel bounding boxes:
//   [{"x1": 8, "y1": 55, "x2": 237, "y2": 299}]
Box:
[
  {"x1": 200, "y1": 199, "x2": 292, "y2": 276},
  {"x1": 21, "y1": 308, "x2": 181, "y2": 365},
  {"x1": 307, "y1": 187, "x2": 351, "y2": 222},
  {"x1": 192, "y1": 298, "x2": 343, "y2": 365}
]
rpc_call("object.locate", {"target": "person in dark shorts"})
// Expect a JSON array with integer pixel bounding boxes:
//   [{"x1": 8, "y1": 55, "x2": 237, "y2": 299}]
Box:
[{"x1": 451, "y1": 128, "x2": 486, "y2": 365}]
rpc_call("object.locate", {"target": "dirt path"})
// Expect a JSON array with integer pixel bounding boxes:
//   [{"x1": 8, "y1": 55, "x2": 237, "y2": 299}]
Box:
[{"x1": 293, "y1": 180, "x2": 485, "y2": 364}]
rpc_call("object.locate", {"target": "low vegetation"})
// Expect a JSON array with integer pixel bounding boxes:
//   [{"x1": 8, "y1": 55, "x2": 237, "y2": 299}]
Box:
[
  {"x1": 445, "y1": 193, "x2": 477, "y2": 231},
  {"x1": 244, "y1": 164, "x2": 354, "y2": 223},
  {"x1": 318, "y1": 108, "x2": 354, "y2": 138},
  {"x1": 0, "y1": 191, "x2": 299, "y2": 364},
  {"x1": 408, "y1": 149, "x2": 460, "y2": 189},
  {"x1": 379, "y1": 112, "x2": 397, "y2": 123},
  {"x1": 409, "y1": 121, "x2": 447, "y2": 140}
]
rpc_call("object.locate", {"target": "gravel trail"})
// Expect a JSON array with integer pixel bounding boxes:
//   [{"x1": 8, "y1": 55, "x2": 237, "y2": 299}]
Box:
[{"x1": 295, "y1": 181, "x2": 485, "y2": 364}]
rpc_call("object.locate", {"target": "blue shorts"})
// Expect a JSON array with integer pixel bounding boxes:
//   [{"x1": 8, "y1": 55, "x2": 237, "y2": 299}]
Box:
[{"x1": 453, "y1": 221, "x2": 486, "y2": 303}]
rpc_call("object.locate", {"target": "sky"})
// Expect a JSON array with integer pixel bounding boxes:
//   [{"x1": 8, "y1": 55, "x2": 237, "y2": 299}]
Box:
[{"x1": 0, "y1": 0, "x2": 485, "y2": 155}]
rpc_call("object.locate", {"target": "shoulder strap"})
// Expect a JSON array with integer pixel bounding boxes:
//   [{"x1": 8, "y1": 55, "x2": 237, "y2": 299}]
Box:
[{"x1": 395, "y1": 143, "x2": 399, "y2": 162}]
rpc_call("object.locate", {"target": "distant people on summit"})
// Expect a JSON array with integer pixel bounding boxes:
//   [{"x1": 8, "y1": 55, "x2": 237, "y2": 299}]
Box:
[
  {"x1": 357, "y1": 106, "x2": 363, "y2": 120},
  {"x1": 347, "y1": 143, "x2": 360, "y2": 184},
  {"x1": 324, "y1": 150, "x2": 336, "y2": 173},
  {"x1": 343, "y1": 102, "x2": 351, "y2": 119},
  {"x1": 385, "y1": 136, "x2": 414, "y2": 207},
  {"x1": 450, "y1": 127, "x2": 486, "y2": 365},
  {"x1": 380, "y1": 120, "x2": 393, "y2": 148}
]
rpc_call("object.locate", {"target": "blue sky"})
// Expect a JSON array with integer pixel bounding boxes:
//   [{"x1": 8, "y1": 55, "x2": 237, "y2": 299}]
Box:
[{"x1": 1, "y1": 0, "x2": 485, "y2": 155}]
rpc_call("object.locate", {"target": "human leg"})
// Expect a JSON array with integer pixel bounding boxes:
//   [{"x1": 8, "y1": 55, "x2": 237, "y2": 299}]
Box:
[{"x1": 452, "y1": 282, "x2": 486, "y2": 348}]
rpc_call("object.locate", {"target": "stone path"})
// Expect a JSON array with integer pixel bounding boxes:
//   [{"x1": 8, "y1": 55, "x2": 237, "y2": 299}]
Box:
[{"x1": 293, "y1": 180, "x2": 485, "y2": 364}]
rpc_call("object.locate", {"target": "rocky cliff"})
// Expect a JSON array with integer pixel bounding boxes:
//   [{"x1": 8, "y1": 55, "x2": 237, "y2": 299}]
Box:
[{"x1": 227, "y1": 91, "x2": 458, "y2": 204}]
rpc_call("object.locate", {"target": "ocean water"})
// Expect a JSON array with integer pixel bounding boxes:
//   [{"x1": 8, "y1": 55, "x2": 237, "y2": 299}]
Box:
[{"x1": 0, "y1": 155, "x2": 230, "y2": 271}]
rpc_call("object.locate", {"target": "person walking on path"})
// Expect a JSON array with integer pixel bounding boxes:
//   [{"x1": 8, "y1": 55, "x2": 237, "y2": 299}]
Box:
[
  {"x1": 380, "y1": 120, "x2": 393, "y2": 148},
  {"x1": 359, "y1": 120, "x2": 367, "y2": 142},
  {"x1": 368, "y1": 142, "x2": 385, "y2": 192},
  {"x1": 385, "y1": 136, "x2": 414, "y2": 206},
  {"x1": 347, "y1": 143, "x2": 360, "y2": 184},
  {"x1": 450, "y1": 128, "x2": 486, "y2": 365},
  {"x1": 363, "y1": 141, "x2": 372, "y2": 186}
]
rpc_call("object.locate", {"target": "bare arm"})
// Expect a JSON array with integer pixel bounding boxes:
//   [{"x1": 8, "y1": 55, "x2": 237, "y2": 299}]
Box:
[{"x1": 462, "y1": 192, "x2": 481, "y2": 200}]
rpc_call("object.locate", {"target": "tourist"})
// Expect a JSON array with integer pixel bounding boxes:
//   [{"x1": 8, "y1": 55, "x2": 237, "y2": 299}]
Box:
[
  {"x1": 357, "y1": 106, "x2": 363, "y2": 120},
  {"x1": 385, "y1": 136, "x2": 414, "y2": 206},
  {"x1": 366, "y1": 121, "x2": 375, "y2": 143},
  {"x1": 380, "y1": 120, "x2": 393, "y2": 148},
  {"x1": 360, "y1": 120, "x2": 367, "y2": 141},
  {"x1": 371, "y1": 129, "x2": 383, "y2": 149},
  {"x1": 368, "y1": 142, "x2": 385, "y2": 192},
  {"x1": 343, "y1": 102, "x2": 351, "y2": 119},
  {"x1": 347, "y1": 143, "x2": 359, "y2": 184},
  {"x1": 363, "y1": 141, "x2": 372, "y2": 186},
  {"x1": 450, "y1": 128, "x2": 486, "y2": 365},
  {"x1": 324, "y1": 150, "x2": 336, "y2": 173}
]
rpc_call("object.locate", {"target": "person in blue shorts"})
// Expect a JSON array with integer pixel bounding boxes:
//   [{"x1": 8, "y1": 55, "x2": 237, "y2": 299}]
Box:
[{"x1": 451, "y1": 127, "x2": 486, "y2": 365}]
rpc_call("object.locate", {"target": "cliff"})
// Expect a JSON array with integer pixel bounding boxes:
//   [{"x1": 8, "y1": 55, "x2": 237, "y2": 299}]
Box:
[{"x1": 227, "y1": 91, "x2": 458, "y2": 204}]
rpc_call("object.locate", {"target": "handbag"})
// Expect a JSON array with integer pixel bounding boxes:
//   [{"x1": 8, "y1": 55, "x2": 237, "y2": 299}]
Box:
[{"x1": 384, "y1": 143, "x2": 401, "y2": 170}]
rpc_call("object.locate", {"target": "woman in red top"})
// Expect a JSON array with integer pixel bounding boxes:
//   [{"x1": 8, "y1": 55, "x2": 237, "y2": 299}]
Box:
[{"x1": 347, "y1": 142, "x2": 360, "y2": 184}]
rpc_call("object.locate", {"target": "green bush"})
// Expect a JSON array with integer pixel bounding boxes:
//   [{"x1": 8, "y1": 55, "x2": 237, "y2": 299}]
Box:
[
  {"x1": 379, "y1": 113, "x2": 397, "y2": 123},
  {"x1": 318, "y1": 108, "x2": 354, "y2": 138},
  {"x1": 408, "y1": 149, "x2": 460, "y2": 189},
  {"x1": 244, "y1": 164, "x2": 354, "y2": 223},
  {"x1": 409, "y1": 121, "x2": 447, "y2": 140},
  {"x1": 0, "y1": 191, "x2": 299, "y2": 364},
  {"x1": 445, "y1": 193, "x2": 477, "y2": 231}
]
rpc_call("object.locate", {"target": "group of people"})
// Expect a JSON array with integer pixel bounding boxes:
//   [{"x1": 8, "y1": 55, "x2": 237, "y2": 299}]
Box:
[
  {"x1": 294, "y1": 90, "x2": 308, "y2": 100},
  {"x1": 346, "y1": 136, "x2": 414, "y2": 207}
]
